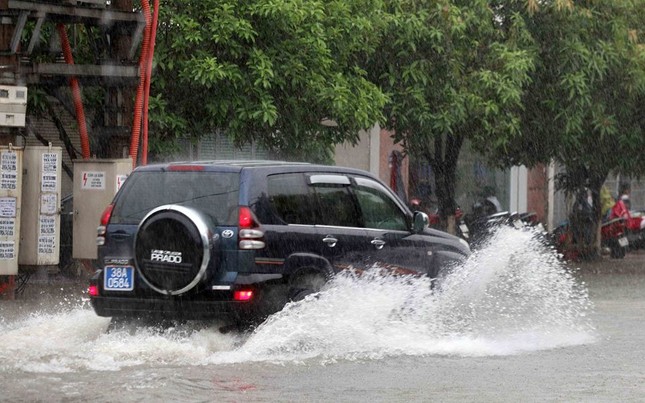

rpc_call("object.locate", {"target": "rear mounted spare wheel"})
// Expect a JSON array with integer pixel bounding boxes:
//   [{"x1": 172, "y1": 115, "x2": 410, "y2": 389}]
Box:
[{"x1": 134, "y1": 205, "x2": 218, "y2": 295}]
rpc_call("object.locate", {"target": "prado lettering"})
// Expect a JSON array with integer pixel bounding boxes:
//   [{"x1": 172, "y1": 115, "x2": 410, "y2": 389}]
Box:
[{"x1": 150, "y1": 249, "x2": 183, "y2": 264}]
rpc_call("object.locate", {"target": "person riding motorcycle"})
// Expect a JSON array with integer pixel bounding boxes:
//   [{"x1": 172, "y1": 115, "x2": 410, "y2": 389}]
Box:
[{"x1": 609, "y1": 183, "x2": 645, "y2": 231}]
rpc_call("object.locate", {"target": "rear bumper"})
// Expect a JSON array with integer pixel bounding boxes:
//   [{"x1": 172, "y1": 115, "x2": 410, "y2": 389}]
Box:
[
  {"x1": 90, "y1": 295, "x2": 253, "y2": 320},
  {"x1": 89, "y1": 269, "x2": 285, "y2": 320}
]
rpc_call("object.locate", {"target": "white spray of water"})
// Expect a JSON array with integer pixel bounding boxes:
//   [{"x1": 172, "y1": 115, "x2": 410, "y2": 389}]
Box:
[
  {"x1": 0, "y1": 226, "x2": 596, "y2": 372},
  {"x1": 221, "y1": 226, "x2": 596, "y2": 363}
]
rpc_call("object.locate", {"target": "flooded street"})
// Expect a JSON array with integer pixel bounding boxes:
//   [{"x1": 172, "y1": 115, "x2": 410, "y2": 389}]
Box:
[{"x1": 1, "y1": 228, "x2": 643, "y2": 402}]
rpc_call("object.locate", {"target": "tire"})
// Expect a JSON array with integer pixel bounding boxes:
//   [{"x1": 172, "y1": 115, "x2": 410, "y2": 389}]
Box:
[
  {"x1": 610, "y1": 242, "x2": 626, "y2": 259},
  {"x1": 254, "y1": 284, "x2": 289, "y2": 319},
  {"x1": 290, "y1": 288, "x2": 315, "y2": 302},
  {"x1": 288, "y1": 273, "x2": 326, "y2": 302},
  {"x1": 134, "y1": 205, "x2": 218, "y2": 295}
]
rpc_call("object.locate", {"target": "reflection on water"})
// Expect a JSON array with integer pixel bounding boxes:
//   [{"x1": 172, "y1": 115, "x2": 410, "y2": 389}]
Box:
[{"x1": 0, "y1": 226, "x2": 596, "y2": 373}]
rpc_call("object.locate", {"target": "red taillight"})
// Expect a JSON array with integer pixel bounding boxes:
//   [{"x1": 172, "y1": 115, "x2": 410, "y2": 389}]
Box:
[
  {"x1": 233, "y1": 290, "x2": 253, "y2": 301},
  {"x1": 100, "y1": 204, "x2": 114, "y2": 226},
  {"x1": 238, "y1": 206, "x2": 255, "y2": 229},
  {"x1": 238, "y1": 207, "x2": 265, "y2": 250},
  {"x1": 97, "y1": 204, "x2": 114, "y2": 246},
  {"x1": 88, "y1": 285, "x2": 99, "y2": 297}
]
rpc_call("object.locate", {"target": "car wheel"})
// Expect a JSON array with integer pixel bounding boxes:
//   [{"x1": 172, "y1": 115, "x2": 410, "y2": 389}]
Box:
[
  {"x1": 610, "y1": 242, "x2": 626, "y2": 259},
  {"x1": 288, "y1": 273, "x2": 326, "y2": 302}
]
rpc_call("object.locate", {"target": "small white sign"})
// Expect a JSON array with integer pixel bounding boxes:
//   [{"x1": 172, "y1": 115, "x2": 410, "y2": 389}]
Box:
[
  {"x1": 37, "y1": 236, "x2": 55, "y2": 255},
  {"x1": 41, "y1": 172, "x2": 58, "y2": 192},
  {"x1": 0, "y1": 197, "x2": 16, "y2": 217},
  {"x1": 39, "y1": 215, "x2": 56, "y2": 235},
  {"x1": 40, "y1": 193, "x2": 58, "y2": 215},
  {"x1": 116, "y1": 174, "x2": 128, "y2": 192},
  {"x1": 1, "y1": 172, "x2": 17, "y2": 190},
  {"x1": 0, "y1": 218, "x2": 14, "y2": 237},
  {"x1": 0, "y1": 241, "x2": 15, "y2": 259},
  {"x1": 42, "y1": 153, "x2": 58, "y2": 172},
  {"x1": 1, "y1": 151, "x2": 17, "y2": 172},
  {"x1": 81, "y1": 171, "x2": 106, "y2": 190}
]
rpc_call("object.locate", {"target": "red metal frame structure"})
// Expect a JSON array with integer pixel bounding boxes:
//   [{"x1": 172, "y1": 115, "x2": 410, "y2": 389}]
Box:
[{"x1": 0, "y1": 0, "x2": 155, "y2": 298}]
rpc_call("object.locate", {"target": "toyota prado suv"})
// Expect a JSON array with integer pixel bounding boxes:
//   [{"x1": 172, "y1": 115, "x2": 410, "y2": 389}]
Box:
[{"x1": 89, "y1": 160, "x2": 470, "y2": 324}]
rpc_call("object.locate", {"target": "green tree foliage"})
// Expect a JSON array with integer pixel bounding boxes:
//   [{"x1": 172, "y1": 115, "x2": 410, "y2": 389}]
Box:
[
  {"x1": 488, "y1": 0, "x2": 645, "y2": 252},
  {"x1": 364, "y1": 0, "x2": 534, "y2": 230},
  {"x1": 149, "y1": 0, "x2": 387, "y2": 162}
]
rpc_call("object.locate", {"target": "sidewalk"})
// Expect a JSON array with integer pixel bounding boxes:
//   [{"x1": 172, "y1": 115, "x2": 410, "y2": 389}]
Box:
[{"x1": 1, "y1": 263, "x2": 90, "y2": 301}]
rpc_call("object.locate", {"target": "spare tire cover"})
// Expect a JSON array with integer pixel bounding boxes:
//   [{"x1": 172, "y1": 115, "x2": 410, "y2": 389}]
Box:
[{"x1": 134, "y1": 205, "x2": 217, "y2": 295}]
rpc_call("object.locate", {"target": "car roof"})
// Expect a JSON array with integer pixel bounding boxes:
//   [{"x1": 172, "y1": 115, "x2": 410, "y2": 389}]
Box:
[{"x1": 132, "y1": 160, "x2": 374, "y2": 176}]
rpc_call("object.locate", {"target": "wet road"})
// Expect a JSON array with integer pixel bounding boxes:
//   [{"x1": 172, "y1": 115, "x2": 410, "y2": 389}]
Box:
[{"x1": 1, "y1": 229, "x2": 644, "y2": 402}]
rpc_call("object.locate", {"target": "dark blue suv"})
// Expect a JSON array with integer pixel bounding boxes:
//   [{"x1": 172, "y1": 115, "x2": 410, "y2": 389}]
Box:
[{"x1": 89, "y1": 161, "x2": 470, "y2": 324}]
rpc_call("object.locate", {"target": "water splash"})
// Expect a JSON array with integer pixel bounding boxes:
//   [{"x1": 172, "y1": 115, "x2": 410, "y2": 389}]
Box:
[
  {"x1": 0, "y1": 226, "x2": 596, "y2": 372},
  {"x1": 224, "y1": 226, "x2": 596, "y2": 363}
]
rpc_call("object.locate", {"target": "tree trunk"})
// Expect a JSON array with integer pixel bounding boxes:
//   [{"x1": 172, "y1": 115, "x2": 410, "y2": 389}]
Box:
[
  {"x1": 568, "y1": 167, "x2": 608, "y2": 260},
  {"x1": 429, "y1": 133, "x2": 463, "y2": 234},
  {"x1": 588, "y1": 171, "x2": 608, "y2": 256}
]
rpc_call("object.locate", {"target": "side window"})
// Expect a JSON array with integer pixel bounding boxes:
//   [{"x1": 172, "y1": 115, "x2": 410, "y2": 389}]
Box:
[
  {"x1": 267, "y1": 173, "x2": 316, "y2": 225},
  {"x1": 353, "y1": 177, "x2": 408, "y2": 231},
  {"x1": 311, "y1": 184, "x2": 362, "y2": 228}
]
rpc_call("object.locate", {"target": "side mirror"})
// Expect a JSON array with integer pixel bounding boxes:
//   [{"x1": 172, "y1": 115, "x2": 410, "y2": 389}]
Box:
[{"x1": 412, "y1": 211, "x2": 429, "y2": 233}]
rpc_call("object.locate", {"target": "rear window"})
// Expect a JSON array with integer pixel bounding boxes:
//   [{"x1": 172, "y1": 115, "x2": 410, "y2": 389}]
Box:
[{"x1": 110, "y1": 171, "x2": 240, "y2": 225}]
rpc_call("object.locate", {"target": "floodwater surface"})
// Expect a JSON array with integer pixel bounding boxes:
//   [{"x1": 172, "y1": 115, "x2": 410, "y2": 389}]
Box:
[{"x1": 1, "y1": 226, "x2": 643, "y2": 402}]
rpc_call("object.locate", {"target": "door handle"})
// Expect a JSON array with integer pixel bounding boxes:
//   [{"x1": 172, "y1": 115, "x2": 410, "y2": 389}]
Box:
[
  {"x1": 111, "y1": 232, "x2": 130, "y2": 240},
  {"x1": 322, "y1": 235, "x2": 338, "y2": 248},
  {"x1": 371, "y1": 239, "x2": 386, "y2": 250}
]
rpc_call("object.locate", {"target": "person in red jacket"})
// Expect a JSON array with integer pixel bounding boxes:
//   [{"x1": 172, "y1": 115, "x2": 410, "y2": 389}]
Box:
[{"x1": 610, "y1": 183, "x2": 645, "y2": 231}]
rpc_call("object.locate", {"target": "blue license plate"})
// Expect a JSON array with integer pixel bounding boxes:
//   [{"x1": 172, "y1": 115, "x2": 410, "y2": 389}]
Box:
[{"x1": 103, "y1": 266, "x2": 134, "y2": 291}]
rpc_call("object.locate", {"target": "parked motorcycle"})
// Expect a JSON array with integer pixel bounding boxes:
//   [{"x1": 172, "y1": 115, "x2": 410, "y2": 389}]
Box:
[
  {"x1": 604, "y1": 218, "x2": 630, "y2": 258},
  {"x1": 409, "y1": 197, "x2": 540, "y2": 247},
  {"x1": 552, "y1": 217, "x2": 628, "y2": 260},
  {"x1": 609, "y1": 198, "x2": 645, "y2": 251},
  {"x1": 463, "y1": 210, "x2": 519, "y2": 248},
  {"x1": 623, "y1": 216, "x2": 645, "y2": 250},
  {"x1": 463, "y1": 207, "x2": 542, "y2": 249},
  {"x1": 552, "y1": 187, "x2": 631, "y2": 260}
]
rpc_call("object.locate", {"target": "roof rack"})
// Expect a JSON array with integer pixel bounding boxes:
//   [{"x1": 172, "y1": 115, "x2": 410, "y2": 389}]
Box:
[{"x1": 171, "y1": 160, "x2": 311, "y2": 167}]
